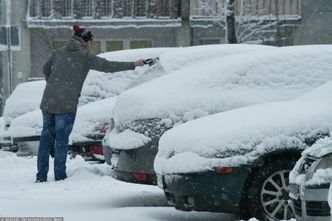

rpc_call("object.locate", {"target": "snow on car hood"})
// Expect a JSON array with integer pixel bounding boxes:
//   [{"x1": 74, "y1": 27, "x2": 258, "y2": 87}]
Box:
[
  {"x1": 9, "y1": 109, "x2": 42, "y2": 138},
  {"x1": 79, "y1": 47, "x2": 174, "y2": 105},
  {"x1": 113, "y1": 45, "x2": 332, "y2": 128},
  {"x1": 3, "y1": 80, "x2": 45, "y2": 126},
  {"x1": 69, "y1": 97, "x2": 117, "y2": 143},
  {"x1": 154, "y1": 81, "x2": 332, "y2": 174},
  {"x1": 81, "y1": 44, "x2": 260, "y2": 105}
]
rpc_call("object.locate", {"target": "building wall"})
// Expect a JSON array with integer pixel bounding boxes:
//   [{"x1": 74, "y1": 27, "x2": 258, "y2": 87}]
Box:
[
  {"x1": 30, "y1": 27, "x2": 178, "y2": 76},
  {"x1": 294, "y1": 0, "x2": 332, "y2": 44}
]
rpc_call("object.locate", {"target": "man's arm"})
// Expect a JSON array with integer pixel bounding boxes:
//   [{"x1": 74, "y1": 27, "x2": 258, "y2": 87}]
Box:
[{"x1": 86, "y1": 51, "x2": 138, "y2": 73}]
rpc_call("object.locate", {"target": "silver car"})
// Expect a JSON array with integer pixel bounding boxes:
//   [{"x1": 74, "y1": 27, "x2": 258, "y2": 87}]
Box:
[{"x1": 290, "y1": 141, "x2": 332, "y2": 220}]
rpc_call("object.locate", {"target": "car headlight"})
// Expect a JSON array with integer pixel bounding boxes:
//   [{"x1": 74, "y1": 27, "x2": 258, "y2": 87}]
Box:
[
  {"x1": 315, "y1": 154, "x2": 332, "y2": 170},
  {"x1": 305, "y1": 154, "x2": 332, "y2": 181}
]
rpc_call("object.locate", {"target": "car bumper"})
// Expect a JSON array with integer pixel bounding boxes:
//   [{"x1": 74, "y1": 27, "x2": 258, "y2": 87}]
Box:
[
  {"x1": 0, "y1": 138, "x2": 18, "y2": 152},
  {"x1": 13, "y1": 136, "x2": 40, "y2": 156},
  {"x1": 290, "y1": 183, "x2": 330, "y2": 220},
  {"x1": 110, "y1": 142, "x2": 158, "y2": 185},
  {"x1": 70, "y1": 140, "x2": 104, "y2": 163},
  {"x1": 157, "y1": 166, "x2": 251, "y2": 214}
]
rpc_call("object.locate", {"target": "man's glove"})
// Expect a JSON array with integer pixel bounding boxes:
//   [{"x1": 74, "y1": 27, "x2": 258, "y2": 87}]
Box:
[{"x1": 143, "y1": 57, "x2": 159, "y2": 66}]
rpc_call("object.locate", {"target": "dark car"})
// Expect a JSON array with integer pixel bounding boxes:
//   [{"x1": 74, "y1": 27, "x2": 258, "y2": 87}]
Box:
[
  {"x1": 289, "y1": 138, "x2": 332, "y2": 220},
  {"x1": 103, "y1": 45, "x2": 332, "y2": 186},
  {"x1": 154, "y1": 80, "x2": 332, "y2": 220}
]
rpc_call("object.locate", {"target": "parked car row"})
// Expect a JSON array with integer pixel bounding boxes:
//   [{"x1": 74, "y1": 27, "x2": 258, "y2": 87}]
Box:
[
  {"x1": 2, "y1": 44, "x2": 332, "y2": 221},
  {"x1": 104, "y1": 44, "x2": 332, "y2": 188},
  {"x1": 102, "y1": 44, "x2": 332, "y2": 220}
]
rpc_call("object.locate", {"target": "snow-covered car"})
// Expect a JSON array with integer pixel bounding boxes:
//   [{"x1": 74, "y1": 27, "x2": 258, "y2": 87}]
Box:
[
  {"x1": 0, "y1": 80, "x2": 45, "y2": 151},
  {"x1": 154, "y1": 80, "x2": 332, "y2": 221},
  {"x1": 104, "y1": 44, "x2": 332, "y2": 186},
  {"x1": 289, "y1": 137, "x2": 332, "y2": 220}
]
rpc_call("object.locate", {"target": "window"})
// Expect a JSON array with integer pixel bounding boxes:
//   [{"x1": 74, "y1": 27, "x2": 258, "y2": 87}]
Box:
[
  {"x1": 55, "y1": 0, "x2": 72, "y2": 17},
  {"x1": 41, "y1": 0, "x2": 52, "y2": 17},
  {"x1": 106, "y1": 41, "x2": 124, "y2": 52},
  {"x1": 90, "y1": 41, "x2": 101, "y2": 54},
  {"x1": 130, "y1": 40, "x2": 152, "y2": 49},
  {"x1": 52, "y1": 40, "x2": 101, "y2": 54},
  {"x1": 52, "y1": 41, "x2": 67, "y2": 49}
]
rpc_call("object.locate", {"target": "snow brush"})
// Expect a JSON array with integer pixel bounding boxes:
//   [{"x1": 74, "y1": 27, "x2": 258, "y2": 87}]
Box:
[{"x1": 143, "y1": 57, "x2": 160, "y2": 66}]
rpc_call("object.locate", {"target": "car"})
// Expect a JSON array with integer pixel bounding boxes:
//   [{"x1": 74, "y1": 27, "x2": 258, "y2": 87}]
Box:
[
  {"x1": 8, "y1": 47, "x2": 175, "y2": 157},
  {"x1": 0, "y1": 79, "x2": 46, "y2": 151},
  {"x1": 104, "y1": 44, "x2": 332, "y2": 186},
  {"x1": 154, "y1": 80, "x2": 332, "y2": 221},
  {"x1": 289, "y1": 137, "x2": 332, "y2": 220}
]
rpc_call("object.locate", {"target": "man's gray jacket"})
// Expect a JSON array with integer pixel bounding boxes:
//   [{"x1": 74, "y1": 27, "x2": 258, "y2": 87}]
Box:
[{"x1": 40, "y1": 36, "x2": 135, "y2": 114}]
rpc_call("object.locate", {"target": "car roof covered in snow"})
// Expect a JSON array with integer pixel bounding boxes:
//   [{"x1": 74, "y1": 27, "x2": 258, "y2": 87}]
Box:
[
  {"x1": 154, "y1": 80, "x2": 332, "y2": 174},
  {"x1": 113, "y1": 45, "x2": 332, "y2": 126}
]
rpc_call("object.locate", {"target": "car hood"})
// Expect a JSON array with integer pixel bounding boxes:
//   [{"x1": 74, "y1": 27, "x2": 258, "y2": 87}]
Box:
[{"x1": 154, "y1": 81, "x2": 332, "y2": 174}]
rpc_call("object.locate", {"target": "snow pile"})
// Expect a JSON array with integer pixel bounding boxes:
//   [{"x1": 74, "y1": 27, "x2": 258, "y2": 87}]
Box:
[
  {"x1": 3, "y1": 80, "x2": 45, "y2": 126},
  {"x1": 113, "y1": 45, "x2": 332, "y2": 129},
  {"x1": 69, "y1": 97, "x2": 117, "y2": 143},
  {"x1": 154, "y1": 80, "x2": 332, "y2": 174},
  {"x1": 107, "y1": 129, "x2": 151, "y2": 150}
]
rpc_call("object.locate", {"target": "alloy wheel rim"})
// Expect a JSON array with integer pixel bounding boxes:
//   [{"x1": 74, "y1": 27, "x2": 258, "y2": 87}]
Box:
[{"x1": 260, "y1": 169, "x2": 295, "y2": 220}]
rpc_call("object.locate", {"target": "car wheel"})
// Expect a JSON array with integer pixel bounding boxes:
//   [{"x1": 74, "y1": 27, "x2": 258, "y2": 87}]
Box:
[{"x1": 245, "y1": 158, "x2": 297, "y2": 221}]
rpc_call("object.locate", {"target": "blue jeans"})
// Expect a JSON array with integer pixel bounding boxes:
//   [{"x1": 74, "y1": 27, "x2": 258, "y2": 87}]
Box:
[{"x1": 36, "y1": 112, "x2": 76, "y2": 182}]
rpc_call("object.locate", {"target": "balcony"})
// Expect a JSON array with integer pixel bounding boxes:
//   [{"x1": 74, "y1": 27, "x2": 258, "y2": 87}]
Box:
[
  {"x1": 26, "y1": 0, "x2": 181, "y2": 28},
  {"x1": 190, "y1": 0, "x2": 302, "y2": 27}
]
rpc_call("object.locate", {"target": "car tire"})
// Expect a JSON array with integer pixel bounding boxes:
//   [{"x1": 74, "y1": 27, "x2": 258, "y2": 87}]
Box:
[{"x1": 244, "y1": 158, "x2": 297, "y2": 221}]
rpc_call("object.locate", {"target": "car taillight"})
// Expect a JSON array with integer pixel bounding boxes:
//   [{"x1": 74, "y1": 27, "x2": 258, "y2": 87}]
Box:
[
  {"x1": 90, "y1": 146, "x2": 104, "y2": 155},
  {"x1": 94, "y1": 122, "x2": 109, "y2": 134},
  {"x1": 131, "y1": 172, "x2": 148, "y2": 183}
]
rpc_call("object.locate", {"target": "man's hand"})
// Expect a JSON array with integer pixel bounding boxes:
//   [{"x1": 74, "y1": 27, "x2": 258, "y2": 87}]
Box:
[{"x1": 135, "y1": 59, "x2": 145, "y2": 67}]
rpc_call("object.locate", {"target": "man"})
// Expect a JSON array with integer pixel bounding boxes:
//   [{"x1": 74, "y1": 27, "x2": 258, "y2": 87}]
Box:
[{"x1": 36, "y1": 24, "x2": 145, "y2": 182}]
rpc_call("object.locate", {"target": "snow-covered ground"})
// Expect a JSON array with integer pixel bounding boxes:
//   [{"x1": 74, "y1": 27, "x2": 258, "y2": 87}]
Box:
[{"x1": 0, "y1": 150, "x2": 236, "y2": 221}]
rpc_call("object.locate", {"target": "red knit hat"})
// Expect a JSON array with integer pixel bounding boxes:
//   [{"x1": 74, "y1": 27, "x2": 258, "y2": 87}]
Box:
[{"x1": 72, "y1": 24, "x2": 93, "y2": 42}]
